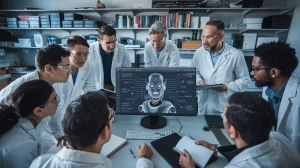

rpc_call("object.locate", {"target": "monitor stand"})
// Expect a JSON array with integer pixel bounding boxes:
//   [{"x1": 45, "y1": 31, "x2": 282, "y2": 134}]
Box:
[{"x1": 140, "y1": 115, "x2": 167, "y2": 129}]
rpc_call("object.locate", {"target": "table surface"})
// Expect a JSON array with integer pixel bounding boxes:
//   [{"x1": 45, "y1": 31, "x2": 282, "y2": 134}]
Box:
[
  {"x1": 41, "y1": 115, "x2": 232, "y2": 168},
  {"x1": 108, "y1": 115, "x2": 231, "y2": 168}
]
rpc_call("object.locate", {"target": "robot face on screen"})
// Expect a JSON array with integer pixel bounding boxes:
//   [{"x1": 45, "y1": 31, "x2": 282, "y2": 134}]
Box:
[{"x1": 146, "y1": 73, "x2": 166, "y2": 101}]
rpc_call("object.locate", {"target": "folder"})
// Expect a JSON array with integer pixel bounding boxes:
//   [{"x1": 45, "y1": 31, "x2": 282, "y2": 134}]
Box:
[{"x1": 151, "y1": 133, "x2": 217, "y2": 168}]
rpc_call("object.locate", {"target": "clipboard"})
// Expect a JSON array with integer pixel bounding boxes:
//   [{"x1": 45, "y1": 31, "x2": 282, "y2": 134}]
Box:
[
  {"x1": 97, "y1": 88, "x2": 116, "y2": 98},
  {"x1": 196, "y1": 84, "x2": 223, "y2": 91}
]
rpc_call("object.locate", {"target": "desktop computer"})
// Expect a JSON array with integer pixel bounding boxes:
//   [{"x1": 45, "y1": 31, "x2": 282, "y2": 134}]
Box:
[{"x1": 116, "y1": 67, "x2": 197, "y2": 129}]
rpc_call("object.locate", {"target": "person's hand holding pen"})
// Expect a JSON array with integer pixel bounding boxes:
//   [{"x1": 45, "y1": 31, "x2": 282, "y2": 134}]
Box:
[{"x1": 136, "y1": 143, "x2": 153, "y2": 160}]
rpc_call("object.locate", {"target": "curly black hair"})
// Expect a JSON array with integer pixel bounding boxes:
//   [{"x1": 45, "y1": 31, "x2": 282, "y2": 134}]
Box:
[{"x1": 254, "y1": 42, "x2": 298, "y2": 77}]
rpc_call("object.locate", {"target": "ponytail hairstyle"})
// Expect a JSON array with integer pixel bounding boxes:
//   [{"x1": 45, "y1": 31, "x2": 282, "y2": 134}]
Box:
[{"x1": 0, "y1": 80, "x2": 54, "y2": 134}]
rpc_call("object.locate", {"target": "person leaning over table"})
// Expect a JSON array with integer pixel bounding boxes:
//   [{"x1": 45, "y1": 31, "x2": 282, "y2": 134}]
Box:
[
  {"x1": 0, "y1": 44, "x2": 71, "y2": 146},
  {"x1": 144, "y1": 21, "x2": 180, "y2": 67},
  {"x1": 30, "y1": 92, "x2": 154, "y2": 168},
  {"x1": 0, "y1": 80, "x2": 58, "y2": 168},
  {"x1": 251, "y1": 42, "x2": 300, "y2": 153},
  {"x1": 179, "y1": 92, "x2": 300, "y2": 168}
]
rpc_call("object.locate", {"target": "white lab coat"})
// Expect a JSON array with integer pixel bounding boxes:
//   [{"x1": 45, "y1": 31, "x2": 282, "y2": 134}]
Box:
[
  {"x1": 62, "y1": 61, "x2": 97, "y2": 107},
  {"x1": 224, "y1": 132, "x2": 300, "y2": 168},
  {"x1": 0, "y1": 118, "x2": 44, "y2": 168},
  {"x1": 88, "y1": 42, "x2": 132, "y2": 90},
  {"x1": 144, "y1": 40, "x2": 180, "y2": 67},
  {"x1": 30, "y1": 147, "x2": 154, "y2": 168},
  {"x1": 262, "y1": 75, "x2": 300, "y2": 153},
  {"x1": 190, "y1": 42, "x2": 251, "y2": 115},
  {"x1": 0, "y1": 70, "x2": 64, "y2": 139}
]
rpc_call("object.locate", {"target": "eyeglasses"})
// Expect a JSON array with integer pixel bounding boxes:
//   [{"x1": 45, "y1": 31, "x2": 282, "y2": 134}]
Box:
[
  {"x1": 102, "y1": 40, "x2": 116, "y2": 47},
  {"x1": 108, "y1": 108, "x2": 115, "y2": 122},
  {"x1": 251, "y1": 67, "x2": 268, "y2": 73},
  {"x1": 71, "y1": 51, "x2": 89, "y2": 58},
  {"x1": 57, "y1": 64, "x2": 71, "y2": 72},
  {"x1": 40, "y1": 96, "x2": 59, "y2": 107},
  {"x1": 98, "y1": 108, "x2": 115, "y2": 134},
  {"x1": 200, "y1": 35, "x2": 219, "y2": 41},
  {"x1": 150, "y1": 37, "x2": 165, "y2": 45}
]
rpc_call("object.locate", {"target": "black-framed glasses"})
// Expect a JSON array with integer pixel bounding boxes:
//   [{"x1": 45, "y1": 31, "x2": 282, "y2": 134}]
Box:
[{"x1": 251, "y1": 67, "x2": 268, "y2": 73}]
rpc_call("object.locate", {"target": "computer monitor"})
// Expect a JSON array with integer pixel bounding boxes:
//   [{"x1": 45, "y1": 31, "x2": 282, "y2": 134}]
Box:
[{"x1": 116, "y1": 67, "x2": 197, "y2": 129}]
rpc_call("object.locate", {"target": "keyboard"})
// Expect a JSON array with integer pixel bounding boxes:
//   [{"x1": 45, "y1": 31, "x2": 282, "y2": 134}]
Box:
[{"x1": 125, "y1": 129, "x2": 173, "y2": 140}]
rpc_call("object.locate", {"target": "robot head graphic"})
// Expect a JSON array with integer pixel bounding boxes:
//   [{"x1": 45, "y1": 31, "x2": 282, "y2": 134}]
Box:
[{"x1": 146, "y1": 73, "x2": 166, "y2": 101}]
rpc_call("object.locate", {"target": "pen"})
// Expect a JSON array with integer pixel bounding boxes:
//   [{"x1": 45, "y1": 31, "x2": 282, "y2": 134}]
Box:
[{"x1": 130, "y1": 149, "x2": 136, "y2": 158}]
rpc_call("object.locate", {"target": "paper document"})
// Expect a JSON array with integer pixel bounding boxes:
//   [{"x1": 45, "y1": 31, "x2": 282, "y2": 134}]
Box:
[
  {"x1": 196, "y1": 84, "x2": 223, "y2": 91},
  {"x1": 173, "y1": 136, "x2": 215, "y2": 167},
  {"x1": 101, "y1": 134, "x2": 128, "y2": 157}
]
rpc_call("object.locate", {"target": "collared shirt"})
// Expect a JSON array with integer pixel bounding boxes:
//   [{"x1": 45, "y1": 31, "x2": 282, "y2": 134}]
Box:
[
  {"x1": 72, "y1": 69, "x2": 78, "y2": 85},
  {"x1": 100, "y1": 44, "x2": 114, "y2": 85},
  {"x1": 217, "y1": 144, "x2": 251, "y2": 162},
  {"x1": 210, "y1": 42, "x2": 225, "y2": 67},
  {"x1": 265, "y1": 80, "x2": 288, "y2": 119}
]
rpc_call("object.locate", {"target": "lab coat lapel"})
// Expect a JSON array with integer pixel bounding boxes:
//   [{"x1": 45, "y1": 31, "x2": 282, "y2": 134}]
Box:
[
  {"x1": 158, "y1": 42, "x2": 169, "y2": 62},
  {"x1": 203, "y1": 50, "x2": 214, "y2": 75},
  {"x1": 277, "y1": 76, "x2": 298, "y2": 130}
]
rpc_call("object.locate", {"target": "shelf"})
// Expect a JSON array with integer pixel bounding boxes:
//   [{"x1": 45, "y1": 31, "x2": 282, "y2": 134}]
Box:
[
  {"x1": 0, "y1": 46, "x2": 255, "y2": 52},
  {"x1": 10, "y1": 71, "x2": 34, "y2": 74},
  {"x1": 0, "y1": 27, "x2": 98, "y2": 30},
  {"x1": 0, "y1": 7, "x2": 294, "y2": 13},
  {"x1": 0, "y1": 27, "x2": 290, "y2": 32}
]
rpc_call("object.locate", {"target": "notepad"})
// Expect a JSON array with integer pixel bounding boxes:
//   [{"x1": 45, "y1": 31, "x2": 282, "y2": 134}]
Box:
[
  {"x1": 101, "y1": 134, "x2": 128, "y2": 157},
  {"x1": 173, "y1": 136, "x2": 215, "y2": 168}
]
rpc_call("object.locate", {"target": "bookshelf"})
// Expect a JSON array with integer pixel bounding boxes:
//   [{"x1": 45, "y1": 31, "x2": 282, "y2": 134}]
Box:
[{"x1": 0, "y1": 7, "x2": 295, "y2": 66}]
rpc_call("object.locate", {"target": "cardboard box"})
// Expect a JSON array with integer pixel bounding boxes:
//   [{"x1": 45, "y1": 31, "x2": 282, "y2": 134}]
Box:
[
  {"x1": 0, "y1": 66, "x2": 10, "y2": 89},
  {"x1": 182, "y1": 40, "x2": 201, "y2": 49}
]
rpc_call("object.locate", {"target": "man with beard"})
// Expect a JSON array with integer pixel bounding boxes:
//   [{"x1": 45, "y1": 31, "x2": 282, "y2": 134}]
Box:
[
  {"x1": 190, "y1": 20, "x2": 250, "y2": 115},
  {"x1": 251, "y1": 42, "x2": 300, "y2": 152}
]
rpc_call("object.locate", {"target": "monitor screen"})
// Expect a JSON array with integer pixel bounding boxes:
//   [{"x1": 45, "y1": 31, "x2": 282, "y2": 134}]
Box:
[{"x1": 116, "y1": 67, "x2": 197, "y2": 116}]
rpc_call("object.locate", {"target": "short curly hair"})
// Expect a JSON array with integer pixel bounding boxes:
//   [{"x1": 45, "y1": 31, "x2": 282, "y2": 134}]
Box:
[{"x1": 254, "y1": 42, "x2": 298, "y2": 77}]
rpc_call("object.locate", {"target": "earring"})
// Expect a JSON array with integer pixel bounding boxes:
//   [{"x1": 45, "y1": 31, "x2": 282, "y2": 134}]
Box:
[{"x1": 272, "y1": 75, "x2": 275, "y2": 78}]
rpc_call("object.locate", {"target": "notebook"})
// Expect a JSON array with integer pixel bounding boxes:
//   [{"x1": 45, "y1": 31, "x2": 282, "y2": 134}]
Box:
[
  {"x1": 101, "y1": 134, "x2": 128, "y2": 157},
  {"x1": 173, "y1": 136, "x2": 215, "y2": 168}
]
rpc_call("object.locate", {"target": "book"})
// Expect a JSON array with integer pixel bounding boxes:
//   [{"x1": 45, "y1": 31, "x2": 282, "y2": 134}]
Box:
[
  {"x1": 196, "y1": 84, "x2": 223, "y2": 91},
  {"x1": 173, "y1": 136, "x2": 215, "y2": 168},
  {"x1": 101, "y1": 134, "x2": 128, "y2": 157}
]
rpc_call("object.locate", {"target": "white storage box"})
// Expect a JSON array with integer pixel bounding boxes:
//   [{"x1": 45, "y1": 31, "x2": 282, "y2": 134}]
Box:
[
  {"x1": 243, "y1": 33, "x2": 257, "y2": 49},
  {"x1": 243, "y1": 18, "x2": 263, "y2": 24}
]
